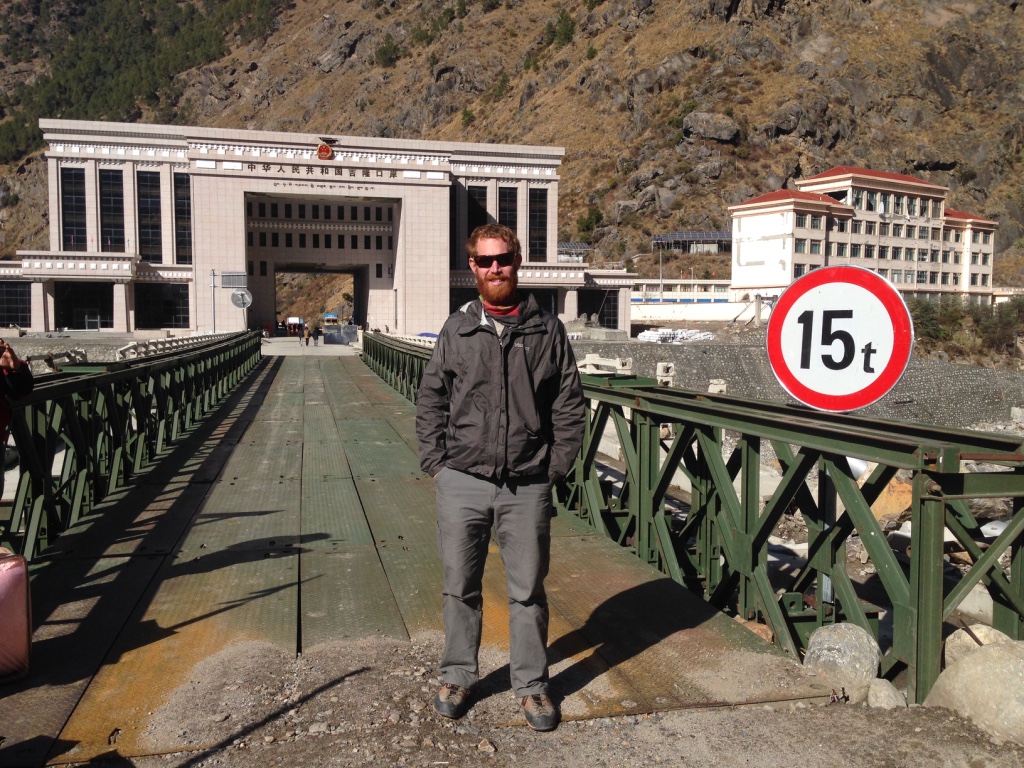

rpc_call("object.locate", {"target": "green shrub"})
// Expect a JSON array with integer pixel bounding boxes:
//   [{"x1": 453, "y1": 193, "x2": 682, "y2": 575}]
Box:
[
  {"x1": 375, "y1": 34, "x2": 402, "y2": 67},
  {"x1": 576, "y1": 206, "x2": 604, "y2": 240},
  {"x1": 554, "y1": 9, "x2": 575, "y2": 48},
  {"x1": 461, "y1": 107, "x2": 476, "y2": 127},
  {"x1": 586, "y1": 45, "x2": 597, "y2": 60}
]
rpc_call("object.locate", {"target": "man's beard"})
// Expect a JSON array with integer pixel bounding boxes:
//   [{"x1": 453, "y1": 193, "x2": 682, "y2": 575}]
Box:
[{"x1": 476, "y1": 271, "x2": 518, "y2": 306}]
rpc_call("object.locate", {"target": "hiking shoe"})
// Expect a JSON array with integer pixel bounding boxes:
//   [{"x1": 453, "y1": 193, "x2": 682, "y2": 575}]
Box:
[
  {"x1": 433, "y1": 683, "x2": 471, "y2": 719},
  {"x1": 520, "y1": 693, "x2": 559, "y2": 732}
]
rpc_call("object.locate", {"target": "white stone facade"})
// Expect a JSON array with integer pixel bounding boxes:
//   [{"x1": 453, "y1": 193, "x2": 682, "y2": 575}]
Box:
[
  {"x1": 8, "y1": 120, "x2": 632, "y2": 335},
  {"x1": 729, "y1": 166, "x2": 997, "y2": 304}
]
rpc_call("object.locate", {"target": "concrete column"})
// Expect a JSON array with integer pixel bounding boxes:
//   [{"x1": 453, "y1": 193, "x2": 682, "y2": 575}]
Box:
[
  {"x1": 547, "y1": 179, "x2": 559, "y2": 265},
  {"x1": 562, "y1": 287, "x2": 578, "y2": 325},
  {"x1": 123, "y1": 164, "x2": 137, "y2": 257},
  {"x1": 517, "y1": 182, "x2": 529, "y2": 255},
  {"x1": 618, "y1": 287, "x2": 631, "y2": 332},
  {"x1": 455, "y1": 182, "x2": 468, "y2": 269},
  {"x1": 125, "y1": 282, "x2": 136, "y2": 331},
  {"x1": 161, "y1": 167, "x2": 175, "y2": 264},
  {"x1": 31, "y1": 282, "x2": 47, "y2": 332},
  {"x1": 48, "y1": 159, "x2": 60, "y2": 250},
  {"x1": 113, "y1": 282, "x2": 128, "y2": 332},
  {"x1": 85, "y1": 160, "x2": 99, "y2": 253}
]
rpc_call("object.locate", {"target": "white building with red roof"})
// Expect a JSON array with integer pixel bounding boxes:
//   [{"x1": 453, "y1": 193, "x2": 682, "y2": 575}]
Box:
[{"x1": 728, "y1": 166, "x2": 997, "y2": 303}]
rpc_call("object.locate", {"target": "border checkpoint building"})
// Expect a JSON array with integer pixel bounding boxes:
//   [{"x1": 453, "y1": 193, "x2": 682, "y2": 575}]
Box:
[{"x1": 7, "y1": 120, "x2": 633, "y2": 336}]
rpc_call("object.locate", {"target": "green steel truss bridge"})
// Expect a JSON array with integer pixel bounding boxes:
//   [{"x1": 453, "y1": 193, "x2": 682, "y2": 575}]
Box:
[{"x1": 0, "y1": 332, "x2": 1020, "y2": 763}]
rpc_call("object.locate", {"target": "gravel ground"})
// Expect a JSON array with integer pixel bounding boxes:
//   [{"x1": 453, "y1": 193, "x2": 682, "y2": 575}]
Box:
[{"x1": 58, "y1": 633, "x2": 1024, "y2": 768}]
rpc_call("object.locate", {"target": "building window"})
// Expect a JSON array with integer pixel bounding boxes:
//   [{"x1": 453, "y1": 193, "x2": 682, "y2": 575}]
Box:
[
  {"x1": 865, "y1": 244, "x2": 875, "y2": 259},
  {"x1": 137, "y1": 170, "x2": 162, "y2": 263},
  {"x1": 971, "y1": 253, "x2": 979, "y2": 265},
  {"x1": 878, "y1": 268, "x2": 888, "y2": 279},
  {"x1": 972, "y1": 231, "x2": 980, "y2": 244},
  {"x1": 286, "y1": 233, "x2": 293, "y2": 248},
  {"x1": 954, "y1": 252, "x2": 961, "y2": 264},
  {"x1": 375, "y1": 207, "x2": 382, "y2": 222},
  {"x1": 796, "y1": 213, "x2": 808, "y2": 228},
  {"x1": 351, "y1": 206, "x2": 358, "y2": 220},
  {"x1": 836, "y1": 243, "x2": 847, "y2": 258},
  {"x1": 880, "y1": 193, "x2": 891, "y2": 214},
  {"x1": 982, "y1": 253, "x2": 989, "y2": 266},
  {"x1": 528, "y1": 188, "x2": 548, "y2": 262},
  {"x1": 893, "y1": 224, "x2": 903, "y2": 237},
  {"x1": 259, "y1": 232, "x2": 266, "y2": 247},
  {"x1": 363, "y1": 235, "x2": 370, "y2": 250},
  {"x1": 983, "y1": 232, "x2": 991, "y2": 244},
  {"x1": 853, "y1": 189, "x2": 864, "y2": 208},
  {"x1": 376, "y1": 263, "x2": 383, "y2": 279},
  {"x1": 932, "y1": 201, "x2": 942, "y2": 217},
  {"x1": 325, "y1": 234, "x2": 332, "y2": 249},
  {"x1": 299, "y1": 204, "x2": 306, "y2": 219},
  {"x1": 351, "y1": 235, "x2": 358, "y2": 249},
  {"x1": 906, "y1": 226, "x2": 915, "y2": 239},
  {"x1": 795, "y1": 239, "x2": 807, "y2": 254},
  {"x1": 810, "y1": 215, "x2": 823, "y2": 229},
  {"x1": 260, "y1": 260, "x2": 267, "y2": 276},
  {"x1": 376, "y1": 235, "x2": 383, "y2": 250},
  {"x1": 851, "y1": 220, "x2": 862, "y2": 234},
  {"x1": 61, "y1": 167, "x2": 87, "y2": 251},
  {"x1": 271, "y1": 203, "x2": 278, "y2": 218},
  {"x1": 893, "y1": 195, "x2": 904, "y2": 215},
  {"x1": 891, "y1": 271, "x2": 902, "y2": 283},
  {"x1": 135, "y1": 284, "x2": 190, "y2": 329},
  {"x1": 99, "y1": 169, "x2": 125, "y2": 252},
  {"x1": 920, "y1": 249, "x2": 930, "y2": 262},
  {"x1": 0, "y1": 281, "x2": 31, "y2": 326},
  {"x1": 971, "y1": 273, "x2": 978, "y2": 286},
  {"x1": 173, "y1": 173, "x2": 192, "y2": 265},
  {"x1": 285, "y1": 204, "x2": 292, "y2": 218},
  {"x1": 930, "y1": 249, "x2": 939, "y2": 263},
  {"x1": 878, "y1": 246, "x2": 889, "y2": 259},
  {"x1": 247, "y1": 260, "x2": 253, "y2": 276},
  {"x1": 299, "y1": 233, "x2": 306, "y2": 248},
  {"x1": 907, "y1": 198, "x2": 917, "y2": 216},
  {"x1": 835, "y1": 218, "x2": 847, "y2": 233},
  {"x1": 866, "y1": 191, "x2": 877, "y2": 211},
  {"x1": 794, "y1": 264, "x2": 805, "y2": 277},
  {"x1": 851, "y1": 244, "x2": 861, "y2": 258},
  {"x1": 338, "y1": 234, "x2": 344, "y2": 249},
  {"x1": 258, "y1": 202, "x2": 266, "y2": 218},
  {"x1": 952, "y1": 273, "x2": 960, "y2": 285},
  {"x1": 337, "y1": 205, "x2": 343, "y2": 220},
  {"x1": 929, "y1": 271, "x2": 938, "y2": 284},
  {"x1": 272, "y1": 232, "x2": 279, "y2": 247},
  {"x1": 865, "y1": 221, "x2": 876, "y2": 236},
  {"x1": 879, "y1": 222, "x2": 890, "y2": 236},
  {"x1": 810, "y1": 240, "x2": 822, "y2": 255},
  {"x1": 919, "y1": 227, "x2": 929, "y2": 240},
  {"x1": 364, "y1": 206, "x2": 371, "y2": 221},
  {"x1": 499, "y1": 187, "x2": 518, "y2": 230},
  {"x1": 931, "y1": 227, "x2": 940, "y2": 240},
  {"x1": 312, "y1": 204, "x2": 320, "y2": 220},
  {"x1": 917, "y1": 271, "x2": 927, "y2": 284},
  {"x1": 941, "y1": 250, "x2": 949, "y2": 263},
  {"x1": 313, "y1": 234, "x2": 320, "y2": 248},
  {"x1": 468, "y1": 185, "x2": 488, "y2": 234},
  {"x1": 982, "y1": 274, "x2": 989, "y2": 286},
  {"x1": 892, "y1": 247, "x2": 902, "y2": 260},
  {"x1": 324, "y1": 205, "x2": 331, "y2": 220},
  {"x1": 246, "y1": 201, "x2": 252, "y2": 218},
  {"x1": 388, "y1": 235, "x2": 393, "y2": 250},
  {"x1": 941, "y1": 272, "x2": 949, "y2": 285},
  {"x1": 247, "y1": 232, "x2": 253, "y2": 247},
  {"x1": 388, "y1": 207, "x2": 393, "y2": 222}
]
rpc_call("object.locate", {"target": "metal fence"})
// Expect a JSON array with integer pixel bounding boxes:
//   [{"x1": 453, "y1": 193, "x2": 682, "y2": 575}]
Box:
[
  {"x1": 1, "y1": 332, "x2": 262, "y2": 561},
  {"x1": 361, "y1": 333, "x2": 1024, "y2": 704}
]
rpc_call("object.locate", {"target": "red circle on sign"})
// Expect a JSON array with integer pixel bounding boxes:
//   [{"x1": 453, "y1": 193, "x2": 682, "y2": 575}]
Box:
[
  {"x1": 317, "y1": 143, "x2": 333, "y2": 160},
  {"x1": 767, "y1": 266, "x2": 913, "y2": 412}
]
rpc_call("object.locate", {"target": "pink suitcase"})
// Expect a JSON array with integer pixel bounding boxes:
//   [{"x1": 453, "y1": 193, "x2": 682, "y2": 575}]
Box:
[{"x1": 0, "y1": 546, "x2": 31, "y2": 681}]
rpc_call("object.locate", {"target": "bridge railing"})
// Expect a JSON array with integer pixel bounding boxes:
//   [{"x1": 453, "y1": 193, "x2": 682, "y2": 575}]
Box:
[
  {"x1": 360, "y1": 333, "x2": 1024, "y2": 704},
  {"x1": 1, "y1": 332, "x2": 262, "y2": 561}
]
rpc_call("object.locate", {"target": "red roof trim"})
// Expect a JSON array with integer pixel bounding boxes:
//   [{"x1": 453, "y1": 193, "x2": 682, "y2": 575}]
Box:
[
  {"x1": 801, "y1": 165, "x2": 943, "y2": 188},
  {"x1": 732, "y1": 189, "x2": 854, "y2": 208},
  {"x1": 944, "y1": 208, "x2": 997, "y2": 225}
]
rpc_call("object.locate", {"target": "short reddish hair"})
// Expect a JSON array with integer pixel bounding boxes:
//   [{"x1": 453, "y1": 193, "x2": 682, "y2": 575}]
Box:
[{"x1": 467, "y1": 223, "x2": 521, "y2": 262}]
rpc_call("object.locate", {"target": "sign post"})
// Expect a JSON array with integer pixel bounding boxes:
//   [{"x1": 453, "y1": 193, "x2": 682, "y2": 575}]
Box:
[{"x1": 767, "y1": 266, "x2": 914, "y2": 413}]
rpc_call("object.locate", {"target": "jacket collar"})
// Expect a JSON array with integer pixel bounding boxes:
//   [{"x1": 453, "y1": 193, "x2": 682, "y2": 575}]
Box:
[{"x1": 456, "y1": 294, "x2": 545, "y2": 335}]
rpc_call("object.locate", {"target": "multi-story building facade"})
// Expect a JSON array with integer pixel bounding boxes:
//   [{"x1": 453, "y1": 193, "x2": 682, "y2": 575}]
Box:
[
  {"x1": 6, "y1": 119, "x2": 632, "y2": 335},
  {"x1": 729, "y1": 166, "x2": 997, "y2": 303}
]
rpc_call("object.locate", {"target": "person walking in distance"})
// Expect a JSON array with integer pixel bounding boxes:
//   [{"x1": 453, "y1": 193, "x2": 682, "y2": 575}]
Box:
[
  {"x1": 416, "y1": 224, "x2": 585, "y2": 732},
  {"x1": 303, "y1": 326, "x2": 311, "y2": 347},
  {"x1": 313, "y1": 326, "x2": 321, "y2": 347},
  {"x1": 0, "y1": 340, "x2": 34, "y2": 499}
]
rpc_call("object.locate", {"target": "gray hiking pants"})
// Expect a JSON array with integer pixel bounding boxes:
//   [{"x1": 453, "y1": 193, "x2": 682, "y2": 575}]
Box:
[{"x1": 434, "y1": 467, "x2": 552, "y2": 697}]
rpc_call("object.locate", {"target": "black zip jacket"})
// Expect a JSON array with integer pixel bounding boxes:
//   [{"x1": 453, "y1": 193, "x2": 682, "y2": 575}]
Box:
[{"x1": 416, "y1": 294, "x2": 585, "y2": 483}]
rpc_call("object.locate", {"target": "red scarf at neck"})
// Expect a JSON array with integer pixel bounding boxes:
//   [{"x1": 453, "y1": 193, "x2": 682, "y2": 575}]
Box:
[{"x1": 482, "y1": 297, "x2": 520, "y2": 316}]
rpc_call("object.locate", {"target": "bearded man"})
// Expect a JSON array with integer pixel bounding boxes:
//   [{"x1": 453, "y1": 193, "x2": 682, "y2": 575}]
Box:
[{"x1": 415, "y1": 223, "x2": 585, "y2": 732}]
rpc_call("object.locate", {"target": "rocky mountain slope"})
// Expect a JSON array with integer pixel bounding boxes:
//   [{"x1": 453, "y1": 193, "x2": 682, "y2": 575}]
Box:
[{"x1": 3, "y1": 0, "x2": 1024, "y2": 292}]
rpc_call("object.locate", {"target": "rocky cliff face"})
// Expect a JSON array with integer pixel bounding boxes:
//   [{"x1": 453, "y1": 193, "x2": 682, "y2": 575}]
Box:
[{"x1": 3, "y1": 0, "x2": 1024, "y2": 289}]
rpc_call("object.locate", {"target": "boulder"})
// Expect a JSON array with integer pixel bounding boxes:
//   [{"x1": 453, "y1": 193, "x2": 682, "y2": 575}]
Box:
[
  {"x1": 925, "y1": 642, "x2": 1024, "y2": 746},
  {"x1": 944, "y1": 624, "x2": 1014, "y2": 669},
  {"x1": 866, "y1": 678, "x2": 907, "y2": 709},
  {"x1": 803, "y1": 623, "x2": 881, "y2": 704},
  {"x1": 682, "y1": 112, "x2": 740, "y2": 143}
]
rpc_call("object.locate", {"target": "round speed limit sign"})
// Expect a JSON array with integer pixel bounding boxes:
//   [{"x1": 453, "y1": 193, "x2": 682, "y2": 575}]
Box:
[{"x1": 767, "y1": 266, "x2": 914, "y2": 412}]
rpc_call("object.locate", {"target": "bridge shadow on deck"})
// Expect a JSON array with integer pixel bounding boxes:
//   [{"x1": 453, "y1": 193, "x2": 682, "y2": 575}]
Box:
[{"x1": 0, "y1": 352, "x2": 828, "y2": 766}]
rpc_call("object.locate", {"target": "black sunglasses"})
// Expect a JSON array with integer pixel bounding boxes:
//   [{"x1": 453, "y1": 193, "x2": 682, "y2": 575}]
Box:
[{"x1": 471, "y1": 252, "x2": 516, "y2": 269}]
